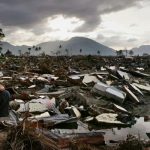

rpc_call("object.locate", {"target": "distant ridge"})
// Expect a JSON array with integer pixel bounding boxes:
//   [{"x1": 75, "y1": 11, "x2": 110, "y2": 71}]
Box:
[
  {"x1": 131, "y1": 45, "x2": 150, "y2": 56},
  {"x1": 1, "y1": 37, "x2": 115, "y2": 56}
]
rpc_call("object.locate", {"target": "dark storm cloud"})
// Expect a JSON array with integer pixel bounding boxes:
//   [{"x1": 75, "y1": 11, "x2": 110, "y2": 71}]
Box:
[{"x1": 0, "y1": 0, "x2": 142, "y2": 32}]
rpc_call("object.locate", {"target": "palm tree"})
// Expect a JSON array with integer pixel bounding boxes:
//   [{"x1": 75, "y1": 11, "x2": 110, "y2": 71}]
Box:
[
  {"x1": 65, "y1": 49, "x2": 69, "y2": 56},
  {"x1": 38, "y1": 46, "x2": 41, "y2": 51},
  {"x1": 35, "y1": 47, "x2": 38, "y2": 51},
  {"x1": 124, "y1": 49, "x2": 127, "y2": 56},
  {"x1": 28, "y1": 47, "x2": 31, "y2": 55},
  {"x1": 18, "y1": 50, "x2": 22, "y2": 56},
  {"x1": 59, "y1": 45, "x2": 62, "y2": 49},
  {"x1": 97, "y1": 50, "x2": 100, "y2": 56},
  {"x1": 79, "y1": 49, "x2": 82, "y2": 54},
  {"x1": 33, "y1": 45, "x2": 35, "y2": 49},
  {"x1": 0, "y1": 29, "x2": 5, "y2": 56},
  {"x1": 58, "y1": 44, "x2": 62, "y2": 56},
  {"x1": 0, "y1": 29, "x2": 5, "y2": 40},
  {"x1": 0, "y1": 47, "x2": 2, "y2": 55}
]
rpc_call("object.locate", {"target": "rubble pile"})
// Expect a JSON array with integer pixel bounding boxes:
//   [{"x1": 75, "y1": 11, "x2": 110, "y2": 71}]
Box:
[{"x1": 0, "y1": 55, "x2": 150, "y2": 150}]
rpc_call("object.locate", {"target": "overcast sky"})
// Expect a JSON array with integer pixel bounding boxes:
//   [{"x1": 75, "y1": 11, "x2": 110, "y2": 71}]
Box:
[{"x1": 0, "y1": 0, "x2": 150, "y2": 49}]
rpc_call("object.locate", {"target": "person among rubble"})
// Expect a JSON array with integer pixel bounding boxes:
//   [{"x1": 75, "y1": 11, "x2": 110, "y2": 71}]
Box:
[{"x1": 0, "y1": 84, "x2": 10, "y2": 117}]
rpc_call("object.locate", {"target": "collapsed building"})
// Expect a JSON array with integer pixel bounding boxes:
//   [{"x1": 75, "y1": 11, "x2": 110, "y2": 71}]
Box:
[{"x1": 0, "y1": 55, "x2": 150, "y2": 150}]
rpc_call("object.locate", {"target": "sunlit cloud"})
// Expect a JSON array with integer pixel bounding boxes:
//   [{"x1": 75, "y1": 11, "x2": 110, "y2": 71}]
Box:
[{"x1": 47, "y1": 15, "x2": 84, "y2": 32}]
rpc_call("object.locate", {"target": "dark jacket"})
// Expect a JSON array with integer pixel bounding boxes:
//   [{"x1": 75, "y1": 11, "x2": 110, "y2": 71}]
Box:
[{"x1": 0, "y1": 90, "x2": 10, "y2": 117}]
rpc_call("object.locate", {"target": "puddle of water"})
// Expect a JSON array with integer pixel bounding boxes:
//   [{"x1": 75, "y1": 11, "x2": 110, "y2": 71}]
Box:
[{"x1": 102, "y1": 117, "x2": 150, "y2": 143}]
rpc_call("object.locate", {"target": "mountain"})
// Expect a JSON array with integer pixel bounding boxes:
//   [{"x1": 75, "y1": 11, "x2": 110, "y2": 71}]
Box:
[
  {"x1": 0, "y1": 37, "x2": 116, "y2": 56},
  {"x1": 0, "y1": 41, "x2": 30, "y2": 55},
  {"x1": 37, "y1": 37, "x2": 115, "y2": 56},
  {"x1": 131, "y1": 45, "x2": 150, "y2": 56}
]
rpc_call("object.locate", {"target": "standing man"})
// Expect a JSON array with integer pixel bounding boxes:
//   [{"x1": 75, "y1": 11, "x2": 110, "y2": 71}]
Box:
[{"x1": 0, "y1": 84, "x2": 10, "y2": 117}]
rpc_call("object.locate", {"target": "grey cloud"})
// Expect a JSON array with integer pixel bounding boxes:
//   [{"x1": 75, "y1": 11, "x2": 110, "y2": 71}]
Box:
[
  {"x1": 96, "y1": 34, "x2": 105, "y2": 41},
  {"x1": 0, "y1": 0, "x2": 142, "y2": 32},
  {"x1": 129, "y1": 24, "x2": 138, "y2": 27},
  {"x1": 97, "y1": 35, "x2": 139, "y2": 49},
  {"x1": 102, "y1": 36, "x2": 122, "y2": 46},
  {"x1": 127, "y1": 38, "x2": 138, "y2": 42}
]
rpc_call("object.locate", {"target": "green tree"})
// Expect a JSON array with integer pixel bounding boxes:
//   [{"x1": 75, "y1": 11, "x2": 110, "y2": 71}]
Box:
[
  {"x1": 129, "y1": 50, "x2": 134, "y2": 56},
  {"x1": 5, "y1": 49, "x2": 12, "y2": 56},
  {"x1": 0, "y1": 29, "x2": 5, "y2": 55}
]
